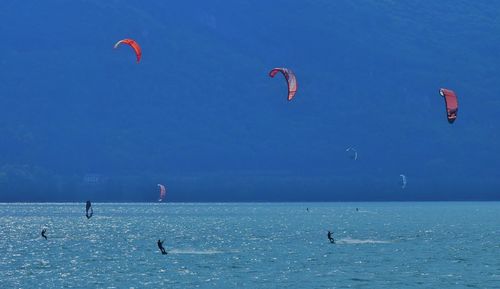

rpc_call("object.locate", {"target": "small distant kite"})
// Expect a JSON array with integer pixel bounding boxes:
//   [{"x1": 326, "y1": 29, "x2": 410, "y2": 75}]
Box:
[
  {"x1": 269, "y1": 68, "x2": 297, "y2": 101},
  {"x1": 85, "y1": 200, "x2": 93, "y2": 219},
  {"x1": 400, "y1": 174, "x2": 407, "y2": 189},
  {"x1": 346, "y1": 147, "x2": 358, "y2": 160},
  {"x1": 439, "y1": 88, "x2": 458, "y2": 123},
  {"x1": 114, "y1": 39, "x2": 142, "y2": 63},
  {"x1": 158, "y1": 184, "x2": 166, "y2": 202}
]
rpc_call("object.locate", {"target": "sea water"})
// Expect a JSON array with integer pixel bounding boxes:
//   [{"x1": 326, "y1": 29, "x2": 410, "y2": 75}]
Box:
[{"x1": 0, "y1": 202, "x2": 498, "y2": 288}]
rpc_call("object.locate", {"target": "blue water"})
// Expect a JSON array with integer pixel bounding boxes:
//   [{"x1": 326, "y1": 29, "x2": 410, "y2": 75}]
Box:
[{"x1": 0, "y1": 202, "x2": 498, "y2": 288}]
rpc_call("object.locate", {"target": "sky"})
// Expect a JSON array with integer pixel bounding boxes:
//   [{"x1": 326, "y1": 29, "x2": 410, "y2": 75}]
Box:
[{"x1": 0, "y1": 0, "x2": 499, "y2": 201}]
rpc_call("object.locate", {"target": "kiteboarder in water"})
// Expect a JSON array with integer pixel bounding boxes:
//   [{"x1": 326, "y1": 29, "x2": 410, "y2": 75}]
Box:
[
  {"x1": 157, "y1": 239, "x2": 167, "y2": 255},
  {"x1": 327, "y1": 231, "x2": 335, "y2": 244},
  {"x1": 41, "y1": 229, "x2": 47, "y2": 240}
]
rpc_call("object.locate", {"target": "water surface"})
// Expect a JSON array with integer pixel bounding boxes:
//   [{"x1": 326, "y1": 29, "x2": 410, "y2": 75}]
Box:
[{"x1": 0, "y1": 202, "x2": 498, "y2": 288}]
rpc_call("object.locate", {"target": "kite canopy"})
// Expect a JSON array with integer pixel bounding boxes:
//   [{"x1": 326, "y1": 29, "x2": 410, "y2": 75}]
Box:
[
  {"x1": 158, "y1": 184, "x2": 166, "y2": 202},
  {"x1": 269, "y1": 68, "x2": 297, "y2": 101},
  {"x1": 114, "y1": 39, "x2": 142, "y2": 63},
  {"x1": 439, "y1": 88, "x2": 458, "y2": 123},
  {"x1": 85, "y1": 200, "x2": 93, "y2": 219},
  {"x1": 346, "y1": 147, "x2": 358, "y2": 160},
  {"x1": 400, "y1": 174, "x2": 407, "y2": 189}
]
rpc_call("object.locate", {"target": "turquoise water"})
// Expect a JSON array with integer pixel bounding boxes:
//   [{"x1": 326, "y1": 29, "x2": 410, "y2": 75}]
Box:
[{"x1": 0, "y1": 202, "x2": 498, "y2": 288}]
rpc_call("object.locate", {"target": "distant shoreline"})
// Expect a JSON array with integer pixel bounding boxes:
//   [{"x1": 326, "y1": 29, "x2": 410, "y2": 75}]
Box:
[{"x1": 0, "y1": 200, "x2": 498, "y2": 204}]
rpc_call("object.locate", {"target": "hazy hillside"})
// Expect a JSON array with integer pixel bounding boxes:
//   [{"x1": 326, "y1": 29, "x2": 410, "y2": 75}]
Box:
[{"x1": 0, "y1": 0, "x2": 499, "y2": 201}]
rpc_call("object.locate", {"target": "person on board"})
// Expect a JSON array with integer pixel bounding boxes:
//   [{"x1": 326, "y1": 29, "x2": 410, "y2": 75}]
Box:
[
  {"x1": 157, "y1": 239, "x2": 167, "y2": 255},
  {"x1": 41, "y1": 229, "x2": 47, "y2": 240},
  {"x1": 327, "y1": 230, "x2": 335, "y2": 244}
]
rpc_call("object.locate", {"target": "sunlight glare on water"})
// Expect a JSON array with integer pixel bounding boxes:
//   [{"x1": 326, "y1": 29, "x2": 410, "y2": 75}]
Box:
[{"x1": 0, "y1": 202, "x2": 498, "y2": 288}]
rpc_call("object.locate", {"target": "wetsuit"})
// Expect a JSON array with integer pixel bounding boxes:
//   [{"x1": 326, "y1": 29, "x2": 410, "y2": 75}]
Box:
[
  {"x1": 327, "y1": 231, "x2": 335, "y2": 244},
  {"x1": 157, "y1": 240, "x2": 167, "y2": 255},
  {"x1": 41, "y1": 229, "x2": 47, "y2": 240}
]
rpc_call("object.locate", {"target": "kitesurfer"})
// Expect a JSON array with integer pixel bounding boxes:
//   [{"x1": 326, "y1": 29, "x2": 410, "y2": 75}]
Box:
[
  {"x1": 157, "y1": 239, "x2": 167, "y2": 255},
  {"x1": 356, "y1": 208, "x2": 359, "y2": 212},
  {"x1": 41, "y1": 229, "x2": 47, "y2": 240},
  {"x1": 327, "y1": 231, "x2": 335, "y2": 244}
]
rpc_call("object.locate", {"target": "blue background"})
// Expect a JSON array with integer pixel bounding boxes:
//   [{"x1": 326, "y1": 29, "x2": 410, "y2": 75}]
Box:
[{"x1": 0, "y1": 0, "x2": 499, "y2": 201}]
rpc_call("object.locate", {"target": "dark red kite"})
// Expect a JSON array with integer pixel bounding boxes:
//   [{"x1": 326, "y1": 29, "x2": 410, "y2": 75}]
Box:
[
  {"x1": 269, "y1": 68, "x2": 297, "y2": 101},
  {"x1": 439, "y1": 88, "x2": 458, "y2": 123},
  {"x1": 114, "y1": 39, "x2": 142, "y2": 63},
  {"x1": 157, "y1": 184, "x2": 166, "y2": 202}
]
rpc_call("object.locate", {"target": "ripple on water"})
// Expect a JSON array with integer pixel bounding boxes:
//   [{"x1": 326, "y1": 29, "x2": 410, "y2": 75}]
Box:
[{"x1": 0, "y1": 202, "x2": 499, "y2": 288}]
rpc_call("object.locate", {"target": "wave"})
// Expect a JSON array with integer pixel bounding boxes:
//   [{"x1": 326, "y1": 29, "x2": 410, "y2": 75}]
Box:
[
  {"x1": 356, "y1": 210, "x2": 378, "y2": 214},
  {"x1": 168, "y1": 249, "x2": 226, "y2": 255},
  {"x1": 337, "y1": 237, "x2": 390, "y2": 244}
]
